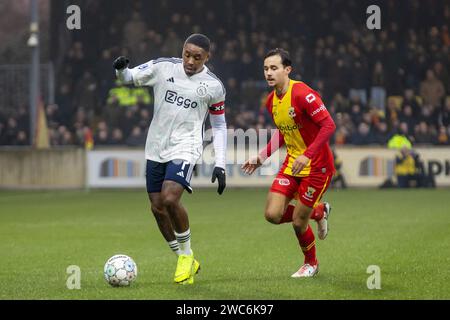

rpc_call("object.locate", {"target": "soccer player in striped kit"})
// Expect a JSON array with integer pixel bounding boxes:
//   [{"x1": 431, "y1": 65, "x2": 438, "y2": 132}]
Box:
[{"x1": 242, "y1": 48, "x2": 335, "y2": 277}]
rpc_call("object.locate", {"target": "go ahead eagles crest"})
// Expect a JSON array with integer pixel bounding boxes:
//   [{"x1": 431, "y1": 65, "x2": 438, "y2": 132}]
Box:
[
  {"x1": 288, "y1": 107, "x2": 296, "y2": 118},
  {"x1": 305, "y1": 186, "x2": 316, "y2": 199}
]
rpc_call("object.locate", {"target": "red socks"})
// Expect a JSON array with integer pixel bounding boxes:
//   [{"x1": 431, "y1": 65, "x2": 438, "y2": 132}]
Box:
[
  {"x1": 310, "y1": 203, "x2": 324, "y2": 221},
  {"x1": 295, "y1": 224, "x2": 317, "y2": 265},
  {"x1": 278, "y1": 204, "x2": 319, "y2": 266},
  {"x1": 280, "y1": 203, "x2": 324, "y2": 224},
  {"x1": 279, "y1": 204, "x2": 295, "y2": 223}
]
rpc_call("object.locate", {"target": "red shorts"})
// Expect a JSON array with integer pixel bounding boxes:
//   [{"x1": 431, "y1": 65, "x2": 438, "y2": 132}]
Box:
[{"x1": 270, "y1": 170, "x2": 333, "y2": 208}]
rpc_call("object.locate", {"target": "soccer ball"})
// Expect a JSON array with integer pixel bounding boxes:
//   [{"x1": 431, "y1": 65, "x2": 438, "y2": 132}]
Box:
[{"x1": 104, "y1": 254, "x2": 138, "y2": 287}]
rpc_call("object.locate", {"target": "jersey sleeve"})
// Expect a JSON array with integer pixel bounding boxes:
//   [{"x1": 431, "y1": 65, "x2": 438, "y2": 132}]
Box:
[
  {"x1": 129, "y1": 60, "x2": 160, "y2": 87},
  {"x1": 294, "y1": 84, "x2": 330, "y2": 123},
  {"x1": 208, "y1": 81, "x2": 226, "y2": 115},
  {"x1": 258, "y1": 129, "x2": 285, "y2": 161}
]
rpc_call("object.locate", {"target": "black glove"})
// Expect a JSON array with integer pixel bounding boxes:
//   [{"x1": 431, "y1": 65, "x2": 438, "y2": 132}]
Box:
[
  {"x1": 211, "y1": 167, "x2": 226, "y2": 195},
  {"x1": 113, "y1": 56, "x2": 130, "y2": 70}
]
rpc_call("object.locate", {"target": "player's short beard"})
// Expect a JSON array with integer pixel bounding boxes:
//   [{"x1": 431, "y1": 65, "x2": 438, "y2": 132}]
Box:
[
  {"x1": 184, "y1": 64, "x2": 205, "y2": 76},
  {"x1": 184, "y1": 65, "x2": 197, "y2": 76}
]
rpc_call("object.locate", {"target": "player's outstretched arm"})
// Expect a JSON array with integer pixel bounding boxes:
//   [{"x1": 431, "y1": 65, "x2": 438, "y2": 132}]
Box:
[
  {"x1": 241, "y1": 156, "x2": 263, "y2": 175},
  {"x1": 113, "y1": 56, "x2": 133, "y2": 84},
  {"x1": 242, "y1": 129, "x2": 285, "y2": 175}
]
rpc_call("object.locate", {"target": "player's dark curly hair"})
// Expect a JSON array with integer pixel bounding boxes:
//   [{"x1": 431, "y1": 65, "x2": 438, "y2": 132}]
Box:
[
  {"x1": 264, "y1": 48, "x2": 292, "y2": 67},
  {"x1": 185, "y1": 33, "x2": 211, "y2": 52}
]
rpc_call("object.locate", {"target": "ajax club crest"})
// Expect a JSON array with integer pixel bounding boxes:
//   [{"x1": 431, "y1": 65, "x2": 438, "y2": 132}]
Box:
[{"x1": 196, "y1": 82, "x2": 208, "y2": 97}]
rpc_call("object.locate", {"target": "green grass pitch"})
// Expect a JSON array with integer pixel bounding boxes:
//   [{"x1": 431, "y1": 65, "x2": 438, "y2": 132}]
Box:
[{"x1": 0, "y1": 188, "x2": 449, "y2": 300}]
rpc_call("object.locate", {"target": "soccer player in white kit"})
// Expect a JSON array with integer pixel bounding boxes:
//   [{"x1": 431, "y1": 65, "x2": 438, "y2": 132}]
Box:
[{"x1": 113, "y1": 34, "x2": 227, "y2": 285}]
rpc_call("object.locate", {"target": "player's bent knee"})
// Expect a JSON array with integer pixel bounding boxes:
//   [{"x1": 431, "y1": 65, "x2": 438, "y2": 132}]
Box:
[
  {"x1": 161, "y1": 195, "x2": 179, "y2": 210},
  {"x1": 264, "y1": 209, "x2": 283, "y2": 224}
]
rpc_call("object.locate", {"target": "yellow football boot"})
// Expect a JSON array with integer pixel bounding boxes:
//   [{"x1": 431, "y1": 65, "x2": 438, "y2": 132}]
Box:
[
  {"x1": 174, "y1": 253, "x2": 194, "y2": 284},
  {"x1": 193, "y1": 258, "x2": 200, "y2": 275}
]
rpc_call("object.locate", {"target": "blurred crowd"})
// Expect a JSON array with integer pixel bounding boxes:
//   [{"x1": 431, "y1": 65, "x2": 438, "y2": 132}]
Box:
[{"x1": 0, "y1": 0, "x2": 449, "y2": 147}]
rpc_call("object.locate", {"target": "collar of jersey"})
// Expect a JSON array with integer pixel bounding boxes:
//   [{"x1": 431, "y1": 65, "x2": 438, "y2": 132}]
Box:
[{"x1": 275, "y1": 79, "x2": 292, "y2": 100}]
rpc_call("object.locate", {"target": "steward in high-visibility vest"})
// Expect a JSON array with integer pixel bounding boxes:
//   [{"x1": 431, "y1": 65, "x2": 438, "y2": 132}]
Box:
[{"x1": 107, "y1": 81, "x2": 152, "y2": 107}]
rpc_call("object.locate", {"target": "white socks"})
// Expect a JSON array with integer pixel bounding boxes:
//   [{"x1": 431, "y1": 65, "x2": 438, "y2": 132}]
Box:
[
  {"x1": 174, "y1": 229, "x2": 192, "y2": 255},
  {"x1": 168, "y1": 240, "x2": 180, "y2": 256}
]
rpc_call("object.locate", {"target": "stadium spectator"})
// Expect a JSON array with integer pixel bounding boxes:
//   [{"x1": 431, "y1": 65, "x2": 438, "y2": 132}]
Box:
[
  {"x1": 125, "y1": 125, "x2": 145, "y2": 147},
  {"x1": 387, "y1": 131, "x2": 412, "y2": 150},
  {"x1": 398, "y1": 121, "x2": 415, "y2": 144},
  {"x1": 436, "y1": 125, "x2": 449, "y2": 145},
  {"x1": 370, "y1": 61, "x2": 387, "y2": 113},
  {"x1": 161, "y1": 30, "x2": 183, "y2": 57},
  {"x1": 123, "y1": 11, "x2": 148, "y2": 57},
  {"x1": 330, "y1": 149, "x2": 347, "y2": 189},
  {"x1": 350, "y1": 122, "x2": 373, "y2": 145},
  {"x1": 348, "y1": 55, "x2": 369, "y2": 106},
  {"x1": 414, "y1": 121, "x2": 436, "y2": 144},
  {"x1": 372, "y1": 121, "x2": 391, "y2": 145},
  {"x1": 15, "y1": 130, "x2": 28, "y2": 146},
  {"x1": 399, "y1": 105, "x2": 417, "y2": 135},
  {"x1": 394, "y1": 147, "x2": 433, "y2": 188},
  {"x1": 420, "y1": 69, "x2": 446, "y2": 108},
  {"x1": 94, "y1": 128, "x2": 110, "y2": 145},
  {"x1": 109, "y1": 128, "x2": 124, "y2": 145},
  {"x1": 401, "y1": 88, "x2": 421, "y2": 118},
  {"x1": 4, "y1": 117, "x2": 19, "y2": 145},
  {"x1": 395, "y1": 146, "x2": 418, "y2": 188},
  {"x1": 439, "y1": 97, "x2": 450, "y2": 127}
]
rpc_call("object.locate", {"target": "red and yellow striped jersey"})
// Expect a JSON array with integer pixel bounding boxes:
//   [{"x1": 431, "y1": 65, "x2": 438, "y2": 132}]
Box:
[{"x1": 266, "y1": 80, "x2": 335, "y2": 177}]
